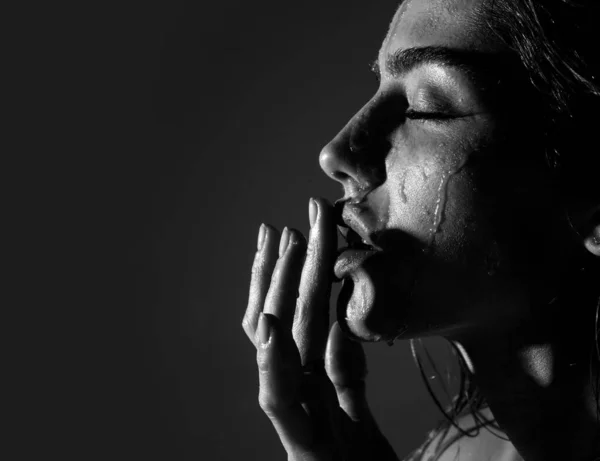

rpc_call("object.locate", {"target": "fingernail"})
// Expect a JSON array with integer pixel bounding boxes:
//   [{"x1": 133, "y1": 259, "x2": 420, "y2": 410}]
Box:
[
  {"x1": 257, "y1": 313, "x2": 272, "y2": 346},
  {"x1": 279, "y1": 227, "x2": 290, "y2": 257},
  {"x1": 257, "y1": 224, "x2": 266, "y2": 251},
  {"x1": 309, "y1": 198, "x2": 318, "y2": 228}
]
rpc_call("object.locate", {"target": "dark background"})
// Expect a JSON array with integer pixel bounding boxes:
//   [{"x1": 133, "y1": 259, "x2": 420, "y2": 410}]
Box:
[{"x1": 16, "y1": 1, "x2": 455, "y2": 459}]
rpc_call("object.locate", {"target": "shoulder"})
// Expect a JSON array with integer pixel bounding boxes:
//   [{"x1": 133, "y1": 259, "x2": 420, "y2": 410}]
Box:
[{"x1": 414, "y1": 408, "x2": 522, "y2": 461}]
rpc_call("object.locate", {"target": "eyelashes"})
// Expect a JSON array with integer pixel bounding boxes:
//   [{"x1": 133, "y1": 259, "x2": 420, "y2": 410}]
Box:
[
  {"x1": 404, "y1": 109, "x2": 456, "y2": 121},
  {"x1": 365, "y1": 75, "x2": 455, "y2": 121},
  {"x1": 365, "y1": 64, "x2": 460, "y2": 122}
]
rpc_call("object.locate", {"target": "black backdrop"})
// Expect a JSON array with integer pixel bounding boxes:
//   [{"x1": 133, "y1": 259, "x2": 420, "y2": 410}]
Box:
[{"x1": 15, "y1": 1, "x2": 453, "y2": 459}]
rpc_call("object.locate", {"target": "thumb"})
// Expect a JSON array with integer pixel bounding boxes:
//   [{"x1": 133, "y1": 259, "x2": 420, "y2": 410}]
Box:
[
  {"x1": 324, "y1": 322, "x2": 369, "y2": 423},
  {"x1": 325, "y1": 323, "x2": 399, "y2": 461}
]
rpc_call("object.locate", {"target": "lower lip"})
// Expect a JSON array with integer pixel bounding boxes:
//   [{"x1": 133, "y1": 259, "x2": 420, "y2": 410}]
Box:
[{"x1": 334, "y1": 248, "x2": 379, "y2": 280}]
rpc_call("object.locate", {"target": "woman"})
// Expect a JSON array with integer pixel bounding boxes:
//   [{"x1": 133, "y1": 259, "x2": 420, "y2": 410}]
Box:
[{"x1": 242, "y1": 0, "x2": 600, "y2": 459}]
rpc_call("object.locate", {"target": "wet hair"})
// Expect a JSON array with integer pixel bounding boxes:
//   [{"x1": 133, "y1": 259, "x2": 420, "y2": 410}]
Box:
[
  {"x1": 482, "y1": 0, "x2": 600, "y2": 208},
  {"x1": 403, "y1": 1, "x2": 600, "y2": 459}
]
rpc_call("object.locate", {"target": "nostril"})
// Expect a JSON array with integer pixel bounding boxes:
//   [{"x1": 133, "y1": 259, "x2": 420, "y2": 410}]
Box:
[
  {"x1": 332, "y1": 171, "x2": 349, "y2": 181},
  {"x1": 319, "y1": 142, "x2": 356, "y2": 185}
]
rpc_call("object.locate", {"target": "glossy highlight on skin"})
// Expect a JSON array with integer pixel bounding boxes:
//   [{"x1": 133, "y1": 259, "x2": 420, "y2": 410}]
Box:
[
  {"x1": 426, "y1": 151, "x2": 469, "y2": 249},
  {"x1": 244, "y1": 0, "x2": 600, "y2": 459},
  {"x1": 321, "y1": 0, "x2": 516, "y2": 342}
]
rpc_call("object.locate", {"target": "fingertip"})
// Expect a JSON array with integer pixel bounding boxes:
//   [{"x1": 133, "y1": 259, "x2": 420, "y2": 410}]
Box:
[
  {"x1": 256, "y1": 316, "x2": 272, "y2": 370},
  {"x1": 331, "y1": 320, "x2": 343, "y2": 335},
  {"x1": 257, "y1": 315, "x2": 304, "y2": 384},
  {"x1": 310, "y1": 198, "x2": 335, "y2": 226},
  {"x1": 327, "y1": 321, "x2": 354, "y2": 349},
  {"x1": 257, "y1": 312, "x2": 272, "y2": 347},
  {"x1": 325, "y1": 322, "x2": 343, "y2": 364},
  {"x1": 312, "y1": 196, "x2": 332, "y2": 208},
  {"x1": 326, "y1": 321, "x2": 367, "y2": 381},
  {"x1": 262, "y1": 312, "x2": 278, "y2": 325},
  {"x1": 261, "y1": 222, "x2": 277, "y2": 234},
  {"x1": 259, "y1": 314, "x2": 289, "y2": 353},
  {"x1": 258, "y1": 223, "x2": 277, "y2": 247},
  {"x1": 287, "y1": 227, "x2": 308, "y2": 247}
]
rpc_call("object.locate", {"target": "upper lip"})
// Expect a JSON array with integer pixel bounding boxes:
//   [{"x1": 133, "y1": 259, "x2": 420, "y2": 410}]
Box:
[{"x1": 335, "y1": 196, "x2": 382, "y2": 251}]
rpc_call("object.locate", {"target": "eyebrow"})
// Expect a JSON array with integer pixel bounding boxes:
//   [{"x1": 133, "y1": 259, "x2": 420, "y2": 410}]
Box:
[{"x1": 373, "y1": 45, "x2": 501, "y2": 80}]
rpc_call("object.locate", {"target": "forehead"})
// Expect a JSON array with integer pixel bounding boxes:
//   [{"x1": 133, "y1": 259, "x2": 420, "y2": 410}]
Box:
[{"x1": 380, "y1": 0, "x2": 505, "y2": 61}]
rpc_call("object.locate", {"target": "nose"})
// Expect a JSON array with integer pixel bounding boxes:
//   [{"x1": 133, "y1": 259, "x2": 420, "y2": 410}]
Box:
[
  {"x1": 319, "y1": 98, "x2": 389, "y2": 194},
  {"x1": 318, "y1": 130, "x2": 356, "y2": 184}
]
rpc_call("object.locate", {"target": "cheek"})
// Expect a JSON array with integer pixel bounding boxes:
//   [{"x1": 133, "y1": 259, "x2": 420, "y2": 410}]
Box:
[
  {"x1": 385, "y1": 125, "x2": 474, "y2": 247},
  {"x1": 432, "y1": 170, "x2": 482, "y2": 262},
  {"x1": 385, "y1": 161, "x2": 437, "y2": 243}
]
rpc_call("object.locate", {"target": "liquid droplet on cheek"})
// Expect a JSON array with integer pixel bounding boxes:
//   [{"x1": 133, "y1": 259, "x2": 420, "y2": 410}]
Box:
[
  {"x1": 425, "y1": 171, "x2": 450, "y2": 248},
  {"x1": 400, "y1": 170, "x2": 408, "y2": 204},
  {"x1": 425, "y1": 155, "x2": 470, "y2": 249},
  {"x1": 431, "y1": 172, "x2": 449, "y2": 234}
]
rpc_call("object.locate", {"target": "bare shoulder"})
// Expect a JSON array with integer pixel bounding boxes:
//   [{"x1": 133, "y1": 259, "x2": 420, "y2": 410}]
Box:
[{"x1": 415, "y1": 408, "x2": 523, "y2": 461}]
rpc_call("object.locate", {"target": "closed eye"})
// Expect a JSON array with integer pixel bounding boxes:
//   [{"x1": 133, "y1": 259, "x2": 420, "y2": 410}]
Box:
[{"x1": 405, "y1": 109, "x2": 460, "y2": 121}]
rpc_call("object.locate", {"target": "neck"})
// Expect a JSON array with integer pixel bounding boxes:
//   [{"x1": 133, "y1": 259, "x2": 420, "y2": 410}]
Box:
[{"x1": 451, "y1": 299, "x2": 600, "y2": 461}]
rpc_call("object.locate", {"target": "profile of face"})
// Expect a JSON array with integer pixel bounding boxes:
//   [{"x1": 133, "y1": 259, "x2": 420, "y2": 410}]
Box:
[{"x1": 320, "y1": 0, "x2": 595, "y2": 343}]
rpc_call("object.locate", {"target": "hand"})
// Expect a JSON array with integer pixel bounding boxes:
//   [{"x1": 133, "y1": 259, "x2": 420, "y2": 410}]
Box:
[{"x1": 242, "y1": 197, "x2": 398, "y2": 461}]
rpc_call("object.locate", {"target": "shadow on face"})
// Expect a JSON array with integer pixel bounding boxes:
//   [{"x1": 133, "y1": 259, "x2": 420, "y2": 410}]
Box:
[{"x1": 321, "y1": 0, "x2": 593, "y2": 343}]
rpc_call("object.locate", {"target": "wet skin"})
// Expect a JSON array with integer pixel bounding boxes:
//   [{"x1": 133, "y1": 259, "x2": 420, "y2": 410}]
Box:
[
  {"x1": 243, "y1": 0, "x2": 600, "y2": 459},
  {"x1": 321, "y1": 0, "x2": 576, "y2": 344}
]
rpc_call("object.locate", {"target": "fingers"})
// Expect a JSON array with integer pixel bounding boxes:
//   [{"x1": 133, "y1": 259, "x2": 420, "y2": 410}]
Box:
[
  {"x1": 242, "y1": 224, "x2": 280, "y2": 346},
  {"x1": 325, "y1": 323, "x2": 398, "y2": 460},
  {"x1": 256, "y1": 313, "x2": 325, "y2": 459},
  {"x1": 263, "y1": 228, "x2": 308, "y2": 331},
  {"x1": 257, "y1": 315, "x2": 395, "y2": 461},
  {"x1": 293, "y1": 197, "x2": 338, "y2": 365},
  {"x1": 325, "y1": 322, "x2": 370, "y2": 423}
]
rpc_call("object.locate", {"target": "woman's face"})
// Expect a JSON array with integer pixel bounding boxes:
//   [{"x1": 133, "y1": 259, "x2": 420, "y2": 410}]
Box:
[{"x1": 320, "y1": 0, "x2": 576, "y2": 342}]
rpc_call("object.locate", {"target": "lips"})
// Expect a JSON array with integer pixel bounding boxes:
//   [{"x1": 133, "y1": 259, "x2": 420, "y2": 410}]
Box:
[
  {"x1": 337, "y1": 225, "x2": 376, "y2": 251},
  {"x1": 336, "y1": 199, "x2": 383, "y2": 249},
  {"x1": 334, "y1": 201, "x2": 383, "y2": 280}
]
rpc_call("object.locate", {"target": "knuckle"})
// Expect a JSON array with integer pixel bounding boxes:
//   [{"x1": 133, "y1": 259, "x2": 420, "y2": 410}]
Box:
[
  {"x1": 256, "y1": 349, "x2": 271, "y2": 371},
  {"x1": 258, "y1": 392, "x2": 280, "y2": 417},
  {"x1": 258, "y1": 380, "x2": 296, "y2": 418},
  {"x1": 288, "y1": 228, "x2": 306, "y2": 245},
  {"x1": 251, "y1": 258, "x2": 264, "y2": 278},
  {"x1": 305, "y1": 240, "x2": 317, "y2": 259},
  {"x1": 294, "y1": 295, "x2": 310, "y2": 319},
  {"x1": 271, "y1": 262, "x2": 284, "y2": 280},
  {"x1": 241, "y1": 317, "x2": 254, "y2": 338}
]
